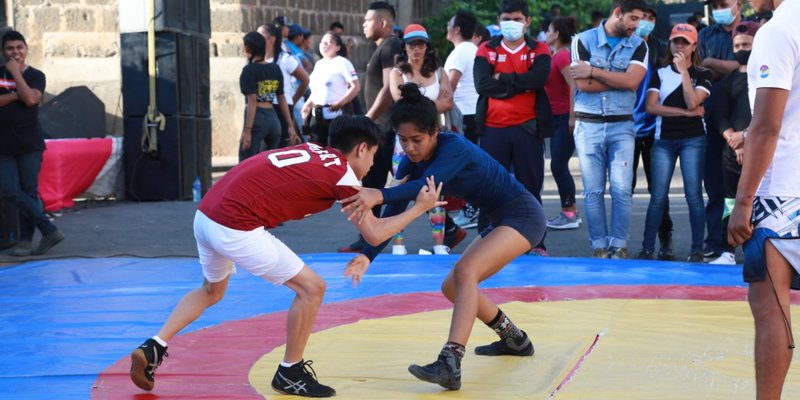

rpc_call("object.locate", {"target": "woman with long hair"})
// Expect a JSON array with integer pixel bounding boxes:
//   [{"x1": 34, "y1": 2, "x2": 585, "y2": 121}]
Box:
[
  {"x1": 387, "y1": 24, "x2": 458, "y2": 255},
  {"x1": 238, "y1": 32, "x2": 292, "y2": 161},
  {"x1": 342, "y1": 83, "x2": 546, "y2": 390},
  {"x1": 258, "y1": 23, "x2": 305, "y2": 147},
  {"x1": 638, "y1": 24, "x2": 711, "y2": 262},
  {"x1": 301, "y1": 31, "x2": 360, "y2": 145},
  {"x1": 544, "y1": 16, "x2": 581, "y2": 230}
]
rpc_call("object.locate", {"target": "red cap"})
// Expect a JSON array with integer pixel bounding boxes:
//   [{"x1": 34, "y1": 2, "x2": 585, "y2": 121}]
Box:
[{"x1": 669, "y1": 23, "x2": 698, "y2": 44}]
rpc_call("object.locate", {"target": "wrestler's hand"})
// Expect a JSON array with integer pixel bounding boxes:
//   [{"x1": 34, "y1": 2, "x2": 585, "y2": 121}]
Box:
[
  {"x1": 728, "y1": 200, "x2": 754, "y2": 247},
  {"x1": 344, "y1": 254, "x2": 370, "y2": 286},
  {"x1": 414, "y1": 176, "x2": 446, "y2": 211},
  {"x1": 341, "y1": 187, "x2": 383, "y2": 224}
]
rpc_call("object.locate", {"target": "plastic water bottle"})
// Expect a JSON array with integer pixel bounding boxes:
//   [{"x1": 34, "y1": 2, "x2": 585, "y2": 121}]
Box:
[{"x1": 192, "y1": 176, "x2": 201, "y2": 202}]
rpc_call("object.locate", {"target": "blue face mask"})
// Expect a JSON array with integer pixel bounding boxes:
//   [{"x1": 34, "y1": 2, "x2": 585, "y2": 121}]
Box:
[
  {"x1": 635, "y1": 20, "x2": 655, "y2": 37},
  {"x1": 500, "y1": 20, "x2": 525, "y2": 41},
  {"x1": 712, "y1": 7, "x2": 735, "y2": 26}
]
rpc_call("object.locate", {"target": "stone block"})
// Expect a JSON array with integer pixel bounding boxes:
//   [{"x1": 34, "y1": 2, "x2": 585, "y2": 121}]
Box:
[
  {"x1": 65, "y1": 8, "x2": 97, "y2": 31},
  {"x1": 44, "y1": 33, "x2": 118, "y2": 58},
  {"x1": 99, "y1": 7, "x2": 118, "y2": 32},
  {"x1": 33, "y1": 6, "x2": 62, "y2": 31},
  {"x1": 210, "y1": 7, "x2": 247, "y2": 32}
]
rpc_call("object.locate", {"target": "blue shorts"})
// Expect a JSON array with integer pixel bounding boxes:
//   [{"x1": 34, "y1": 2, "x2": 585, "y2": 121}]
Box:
[
  {"x1": 743, "y1": 197, "x2": 800, "y2": 289},
  {"x1": 479, "y1": 190, "x2": 546, "y2": 250}
]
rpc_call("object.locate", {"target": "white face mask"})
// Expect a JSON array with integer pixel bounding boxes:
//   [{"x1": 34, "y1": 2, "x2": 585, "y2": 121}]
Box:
[{"x1": 500, "y1": 20, "x2": 525, "y2": 41}]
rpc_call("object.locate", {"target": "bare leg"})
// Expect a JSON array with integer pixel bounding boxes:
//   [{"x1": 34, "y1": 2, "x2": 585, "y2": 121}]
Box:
[
  {"x1": 445, "y1": 226, "x2": 530, "y2": 345},
  {"x1": 749, "y1": 240, "x2": 795, "y2": 400},
  {"x1": 282, "y1": 265, "x2": 326, "y2": 364},
  {"x1": 157, "y1": 276, "x2": 231, "y2": 341}
]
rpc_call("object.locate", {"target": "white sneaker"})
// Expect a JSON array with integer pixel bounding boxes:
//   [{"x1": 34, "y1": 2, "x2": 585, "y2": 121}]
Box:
[
  {"x1": 418, "y1": 249, "x2": 433, "y2": 255},
  {"x1": 709, "y1": 252, "x2": 736, "y2": 265},
  {"x1": 392, "y1": 245, "x2": 408, "y2": 255},
  {"x1": 433, "y1": 245, "x2": 450, "y2": 255}
]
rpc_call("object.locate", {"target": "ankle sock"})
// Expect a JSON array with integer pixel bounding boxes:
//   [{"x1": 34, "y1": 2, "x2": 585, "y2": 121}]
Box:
[
  {"x1": 152, "y1": 335, "x2": 167, "y2": 347},
  {"x1": 563, "y1": 210, "x2": 576, "y2": 218},
  {"x1": 280, "y1": 360, "x2": 300, "y2": 368},
  {"x1": 486, "y1": 309, "x2": 523, "y2": 340},
  {"x1": 443, "y1": 342, "x2": 465, "y2": 360}
]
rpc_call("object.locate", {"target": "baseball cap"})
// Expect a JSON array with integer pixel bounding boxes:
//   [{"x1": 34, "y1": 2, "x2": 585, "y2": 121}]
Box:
[
  {"x1": 732, "y1": 20, "x2": 761, "y2": 39},
  {"x1": 288, "y1": 23, "x2": 303, "y2": 38},
  {"x1": 403, "y1": 24, "x2": 429, "y2": 43},
  {"x1": 669, "y1": 23, "x2": 698, "y2": 44},
  {"x1": 273, "y1": 15, "x2": 293, "y2": 27},
  {"x1": 487, "y1": 24, "x2": 501, "y2": 37}
]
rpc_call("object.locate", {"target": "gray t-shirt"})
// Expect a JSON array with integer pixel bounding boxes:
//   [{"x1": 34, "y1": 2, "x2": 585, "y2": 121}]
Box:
[{"x1": 364, "y1": 36, "x2": 402, "y2": 127}]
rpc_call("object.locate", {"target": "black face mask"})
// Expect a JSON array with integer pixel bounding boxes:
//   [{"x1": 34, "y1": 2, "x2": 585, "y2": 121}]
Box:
[{"x1": 734, "y1": 50, "x2": 751, "y2": 66}]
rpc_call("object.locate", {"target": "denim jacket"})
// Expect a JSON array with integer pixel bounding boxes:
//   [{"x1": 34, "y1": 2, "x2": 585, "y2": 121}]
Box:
[{"x1": 573, "y1": 23, "x2": 648, "y2": 116}]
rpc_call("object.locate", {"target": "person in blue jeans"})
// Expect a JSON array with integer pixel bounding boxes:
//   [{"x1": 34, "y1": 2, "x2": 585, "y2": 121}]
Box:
[
  {"x1": 638, "y1": 24, "x2": 711, "y2": 262},
  {"x1": 570, "y1": 0, "x2": 649, "y2": 259},
  {"x1": 0, "y1": 30, "x2": 64, "y2": 257}
]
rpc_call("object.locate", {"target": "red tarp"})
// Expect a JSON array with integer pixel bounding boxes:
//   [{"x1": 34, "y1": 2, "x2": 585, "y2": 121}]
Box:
[{"x1": 39, "y1": 138, "x2": 112, "y2": 211}]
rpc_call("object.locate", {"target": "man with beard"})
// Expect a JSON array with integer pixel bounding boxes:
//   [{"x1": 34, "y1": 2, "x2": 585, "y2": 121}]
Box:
[{"x1": 569, "y1": 0, "x2": 648, "y2": 259}]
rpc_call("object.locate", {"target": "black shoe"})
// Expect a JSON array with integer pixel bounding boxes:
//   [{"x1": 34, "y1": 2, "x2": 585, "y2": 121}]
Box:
[
  {"x1": 130, "y1": 338, "x2": 168, "y2": 391},
  {"x1": 408, "y1": 349, "x2": 462, "y2": 390},
  {"x1": 272, "y1": 360, "x2": 336, "y2": 398},
  {"x1": 32, "y1": 230, "x2": 65, "y2": 255},
  {"x1": 658, "y1": 233, "x2": 675, "y2": 260},
  {"x1": 474, "y1": 331, "x2": 534, "y2": 356},
  {"x1": 688, "y1": 251, "x2": 705, "y2": 263},
  {"x1": 702, "y1": 249, "x2": 721, "y2": 262},
  {"x1": 636, "y1": 249, "x2": 654, "y2": 260}
]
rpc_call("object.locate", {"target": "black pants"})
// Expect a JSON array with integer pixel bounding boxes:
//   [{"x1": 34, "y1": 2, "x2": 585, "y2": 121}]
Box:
[
  {"x1": 720, "y1": 145, "x2": 742, "y2": 253},
  {"x1": 276, "y1": 106, "x2": 302, "y2": 148},
  {"x1": 633, "y1": 134, "x2": 673, "y2": 240},
  {"x1": 479, "y1": 124, "x2": 546, "y2": 249}
]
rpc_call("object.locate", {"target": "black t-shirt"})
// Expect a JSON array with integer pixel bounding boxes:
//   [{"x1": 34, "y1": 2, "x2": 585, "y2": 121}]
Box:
[
  {"x1": 647, "y1": 65, "x2": 712, "y2": 140},
  {"x1": 715, "y1": 70, "x2": 750, "y2": 134},
  {"x1": 364, "y1": 36, "x2": 402, "y2": 127},
  {"x1": 0, "y1": 66, "x2": 46, "y2": 154},
  {"x1": 239, "y1": 62, "x2": 283, "y2": 103}
]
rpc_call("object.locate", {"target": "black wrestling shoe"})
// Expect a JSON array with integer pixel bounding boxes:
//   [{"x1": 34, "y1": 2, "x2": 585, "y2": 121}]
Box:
[
  {"x1": 272, "y1": 360, "x2": 336, "y2": 398},
  {"x1": 408, "y1": 349, "x2": 462, "y2": 390},
  {"x1": 474, "y1": 330, "x2": 534, "y2": 356},
  {"x1": 130, "y1": 338, "x2": 168, "y2": 391}
]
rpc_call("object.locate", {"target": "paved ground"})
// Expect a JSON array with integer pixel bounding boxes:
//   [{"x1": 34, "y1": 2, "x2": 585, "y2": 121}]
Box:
[{"x1": 0, "y1": 155, "x2": 736, "y2": 266}]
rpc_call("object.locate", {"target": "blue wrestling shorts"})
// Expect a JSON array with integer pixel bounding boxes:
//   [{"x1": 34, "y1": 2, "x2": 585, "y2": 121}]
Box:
[
  {"x1": 479, "y1": 190, "x2": 546, "y2": 249},
  {"x1": 743, "y1": 196, "x2": 800, "y2": 289}
]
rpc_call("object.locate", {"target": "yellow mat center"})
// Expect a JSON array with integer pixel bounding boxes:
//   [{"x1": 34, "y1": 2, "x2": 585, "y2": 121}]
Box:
[{"x1": 249, "y1": 299, "x2": 800, "y2": 399}]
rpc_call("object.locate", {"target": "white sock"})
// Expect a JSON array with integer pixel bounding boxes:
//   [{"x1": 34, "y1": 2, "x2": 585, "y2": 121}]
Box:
[
  {"x1": 280, "y1": 360, "x2": 300, "y2": 368},
  {"x1": 433, "y1": 245, "x2": 450, "y2": 255},
  {"x1": 152, "y1": 335, "x2": 168, "y2": 347}
]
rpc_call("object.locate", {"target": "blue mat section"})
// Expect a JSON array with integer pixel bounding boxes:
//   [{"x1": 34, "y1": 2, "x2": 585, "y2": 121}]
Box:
[{"x1": 0, "y1": 254, "x2": 743, "y2": 399}]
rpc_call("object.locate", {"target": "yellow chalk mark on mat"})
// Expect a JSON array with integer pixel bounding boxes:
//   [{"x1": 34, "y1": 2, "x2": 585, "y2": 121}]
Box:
[{"x1": 249, "y1": 300, "x2": 800, "y2": 399}]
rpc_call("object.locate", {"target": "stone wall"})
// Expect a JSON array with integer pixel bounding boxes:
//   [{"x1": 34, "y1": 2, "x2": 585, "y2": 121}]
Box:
[{"x1": 7, "y1": 0, "x2": 435, "y2": 158}]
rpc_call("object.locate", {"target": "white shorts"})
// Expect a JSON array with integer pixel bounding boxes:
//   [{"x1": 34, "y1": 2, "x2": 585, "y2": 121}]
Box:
[{"x1": 193, "y1": 210, "x2": 305, "y2": 284}]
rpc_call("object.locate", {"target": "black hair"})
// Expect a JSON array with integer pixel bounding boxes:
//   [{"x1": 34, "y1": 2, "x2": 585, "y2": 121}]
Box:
[
  {"x1": 2, "y1": 30, "x2": 26, "y2": 48},
  {"x1": 243, "y1": 32, "x2": 266, "y2": 63},
  {"x1": 474, "y1": 22, "x2": 487, "y2": 43},
  {"x1": 329, "y1": 21, "x2": 345, "y2": 31},
  {"x1": 261, "y1": 23, "x2": 284, "y2": 62},
  {"x1": 368, "y1": 1, "x2": 396, "y2": 21},
  {"x1": 550, "y1": 16, "x2": 578, "y2": 46},
  {"x1": 395, "y1": 41, "x2": 440, "y2": 78},
  {"x1": 551, "y1": 3, "x2": 562, "y2": 11},
  {"x1": 591, "y1": 10, "x2": 605, "y2": 22},
  {"x1": 328, "y1": 115, "x2": 385, "y2": 153},
  {"x1": 500, "y1": 0, "x2": 529, "y2": 17},
  {"x1": 453, "y1": 9, "x2": 477, "y2": 40},
  {"x1": 391, "y1": 83, "x2": 439, "y2": 134},
  {"x1": 612, "y1": 0, "x2": 648, "y2": 15},
  {"x1": 325, "y1": 31, "x2": 348, "y2": 58}
]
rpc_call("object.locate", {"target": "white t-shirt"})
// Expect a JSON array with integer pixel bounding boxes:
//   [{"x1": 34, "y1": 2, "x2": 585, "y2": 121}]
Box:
[
  {"x1": 309, "y1": 56, "x2": 358, "y2": 119},
  {"x1": 267, "y1": 51, "x2": 300, "y2": 106},
  {"x1": 747, "y1": 0, "x2": 800, "y2": 197},
  {"x1": 444, "y1": 41, "x2": 479, "y2": 115}
]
